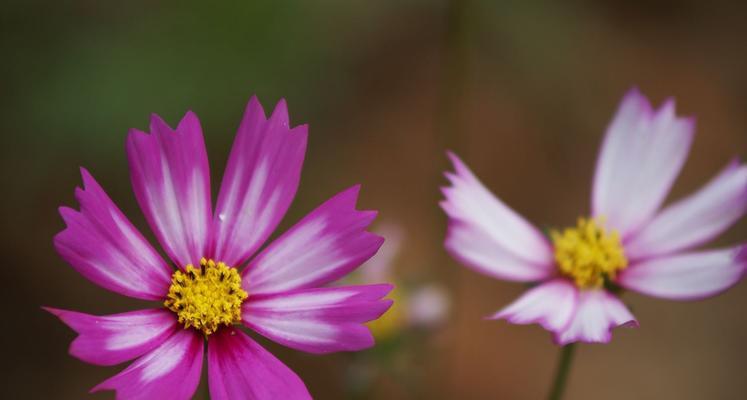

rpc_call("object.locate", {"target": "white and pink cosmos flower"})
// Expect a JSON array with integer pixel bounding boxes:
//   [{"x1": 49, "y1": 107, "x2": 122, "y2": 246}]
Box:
[
  {"x1": 441, "y1": 88, "x2": 747, "y2": 345},
  {"x1": 46, "y1": 96, "x2": 393, "y2": 399}
]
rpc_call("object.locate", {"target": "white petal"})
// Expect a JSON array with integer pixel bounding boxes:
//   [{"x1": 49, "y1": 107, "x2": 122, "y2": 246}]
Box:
[
  {"x1": 592, "y1": 88, "x2": 694, "y2": 238},
  {"x1": 626, "y1": 160, "x2": 747, "y2": 259}
]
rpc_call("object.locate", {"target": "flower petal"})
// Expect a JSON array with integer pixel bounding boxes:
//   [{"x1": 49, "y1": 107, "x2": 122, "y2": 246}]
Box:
[
  {"x1": 625, "y1": 160, "x2": 747, "y2": 259},
  {"x1": 441, "y1": 152, "x2": 554, "y2": 281},
  {"x1": 592, "y1": 88, "x2": 694, "y2": 238},
  {"x1": 210, "y1": 97, "x2": 307, "y2": 267},
  {"x1": 554, "y1": 289, "x2": 637, "y2": 345},
  {"x1": 92, "y1": 329, "x2": 203, "y2": 400},
  {"x1": 243, "y1": 185, "x2": 383, "y2": 294},
  {"x1": 243, "y1": 284, "x2": 393, "y2": 354},
  {"x1": 617, "y1": 246, "x2": 747, "y2": 300},
  {"x1": 54, "y1": 169, "x2": 172, "y2": 300},
  {"x1": 208, "y1": 328, "x2": 311, "y2": 400},
  {"x1": 488, "y1": 279, "x2": 578, "y2": 333},
  {"x1": 44, "y1": 307, "x2": 176, "y2": 366},
  {"x1": 126, "y1": 111, "x2": 212, "y2": 268}
]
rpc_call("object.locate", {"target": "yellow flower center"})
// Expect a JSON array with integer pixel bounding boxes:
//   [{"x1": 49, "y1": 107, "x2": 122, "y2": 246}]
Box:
[
  {"x1": 164, "y1": 258, "x2": 248, "y2": 336},
  {"x1": 551, "y1": 217, "x2": 628, "y2": 289}
]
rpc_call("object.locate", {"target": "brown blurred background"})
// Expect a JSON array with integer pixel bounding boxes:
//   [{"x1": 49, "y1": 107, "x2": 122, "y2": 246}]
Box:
[{"x1": 2, "y1": 1, "x2": 747, "y2": 399}]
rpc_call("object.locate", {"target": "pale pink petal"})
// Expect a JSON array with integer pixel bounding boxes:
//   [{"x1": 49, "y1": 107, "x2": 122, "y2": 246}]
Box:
[
  {"x1": 44, "y1": 308, "x2": 176, "y2": 366},
  {"x1": 626, "y1": 160, "x2": 747, "y2": 259},
  {"x1": 209, "y1": 97, "x2": 307, "y2": 267},
  {"x1": 617, "y1": 246, "x2": 747, "y2": 300},
  {"x1": 488, "y1": 279, "x2": 578, "y2": 333},
  {"x1": 592, "y1": 88, "x2": 695, "y2": 238},
  {"x1": 54, "y1": 169, "x2": 172, "y2": 300},
  {"x1": 243, "y1": 284, "x2": 393, "y2": 354},
  {"x1": 92, "y1": 329, "x2": 203, "y2": 400},
  {"x1": 126, "y1": 111, "x2": 212, "y2": 268},
  {"x1": 208, "y1": 328, "x2": 311, "y2": 400},
  {"x1": 441, "y1": 152, "x2": 554, "y2": 281},
  {"x1": 243, "y1": 186, "x2": 383, "y2": 294},
  {"x1": 554, "y1": 289, "x2": 637, "y2": 345}
]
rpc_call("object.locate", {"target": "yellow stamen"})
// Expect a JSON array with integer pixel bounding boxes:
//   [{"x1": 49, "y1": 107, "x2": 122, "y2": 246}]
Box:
[
  {"x1": 164, "y1": 258, "x2": 248, "y2": 336},
  {"x1": 551, "y1": 217, "x2": 628, "y2": 289}
]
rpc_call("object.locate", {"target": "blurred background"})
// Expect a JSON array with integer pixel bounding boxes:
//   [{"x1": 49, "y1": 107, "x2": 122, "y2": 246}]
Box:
[{"x1": 2, "y1": 0, "x2": 747, "y2": 399}]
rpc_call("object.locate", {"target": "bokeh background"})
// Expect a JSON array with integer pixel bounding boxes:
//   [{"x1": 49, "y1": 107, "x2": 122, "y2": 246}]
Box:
[{"x1": 3, "y1": 1, "x2": 747, "y2": 399}]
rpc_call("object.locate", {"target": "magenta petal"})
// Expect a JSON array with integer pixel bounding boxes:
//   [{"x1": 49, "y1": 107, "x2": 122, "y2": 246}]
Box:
[
  {"x1": 592, "y1": 88, "x2": 694, "y2": 238},
  {"x1": 91, "y1": 329, "x2": 203, "y2": 400},
  {"x1": 441, "y1": 152, "x2": 554, "y2": 282},
  {"x1": 126, "y1": 111, "x2": 212, "y2": 268},
  {"x1": 243, "y1": 185, "x2": 383, "y2": 294},
  {"x1": 243, "y1": 284, "x2": 393, "y2": 354},
  {"x1": 626, "y1": 160, "x2": 747, "y2": 260},
  {"x1": 488, "y1": 279, "x2": 578, "y2": 333},
  {"x1": 54, "y1": 169, "x2": 172, "y2": 300},
  {"x1": 209, "y1": 97, "x2": 308, "y2": 267},
  {"x1": 617, "y1": 246, "x2": 747, "y2": 301},
  {"x1": 208, "y1": 328, "x2": 311, "y2": 400},
  {"x1": 554, "y1": 289, "x2": 637, "y2": 345},
  {"x1": 44, "y1": 307, "x2": 176, "y2": 366}
]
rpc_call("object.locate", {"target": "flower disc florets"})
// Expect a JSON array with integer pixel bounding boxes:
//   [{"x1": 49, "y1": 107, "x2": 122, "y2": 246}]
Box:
[
  {"x1": 551, "y1": 217, "x2": 628, "y2": 289},
  {"x1": 165, "y1": 258, "x2": 248, "y2": 335}
]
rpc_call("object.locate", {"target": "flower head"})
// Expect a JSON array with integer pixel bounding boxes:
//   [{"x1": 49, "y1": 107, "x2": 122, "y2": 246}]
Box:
[
  {"x1": 441, "y1": 88, "x2": 747, "y2": 344},
  {"x1": 46, "y1": 96, "x2": 393, "y2": 399}
]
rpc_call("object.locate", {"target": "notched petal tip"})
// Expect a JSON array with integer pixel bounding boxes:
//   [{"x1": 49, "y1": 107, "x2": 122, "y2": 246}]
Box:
[
  {"x1": 149, "y1": 113, "x2": 174, "y2": 134},
  {"x1": 270, "y1": 98, "x2": 290, "y2": 126},
  {"x1": 177, "y1": 110, "x2": 201, "y2": 131},
  {"x1": 621, "y1": 86, "x2": 649, "y2": 108},
  {"x1": 244, "y1": 94, "x2": 267, "y2": 118}
]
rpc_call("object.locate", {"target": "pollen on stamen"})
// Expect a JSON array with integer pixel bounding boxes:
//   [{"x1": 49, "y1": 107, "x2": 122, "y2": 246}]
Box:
[
  {"x1": 551, "y1": 217, "x2": 628, "y2": 289},
  {"x1": 164, "y1": 258, "x2": 248, "y2": 336}
]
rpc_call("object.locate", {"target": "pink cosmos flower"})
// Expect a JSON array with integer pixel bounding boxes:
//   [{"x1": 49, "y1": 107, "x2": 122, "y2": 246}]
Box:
[
  {"x1": 441, "y1": 88, "x2": 747, "y2": 344},
  {"x1": 45, "y1": 96, "x2": 393, "y2": 399}
]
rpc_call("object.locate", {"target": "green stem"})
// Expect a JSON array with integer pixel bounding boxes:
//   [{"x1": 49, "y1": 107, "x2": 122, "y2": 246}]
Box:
[{"x1": 547, "y1": 343, "x2": 576, "y2": 400}]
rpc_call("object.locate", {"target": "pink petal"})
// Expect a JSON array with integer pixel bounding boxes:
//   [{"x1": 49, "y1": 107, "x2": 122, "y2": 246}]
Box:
[
  {"x1": 626, "y1": 160, "x2": 747, "y2": 259},
  {"x1": 243, "y1": 284, "x2": 393, "y2": 354},
  {"x1": 44, "y1": 307, "x2": 176, "y2": 366},
  {"x1": 488, "y1": 279, "x2": 578, "y2": 333},
  {"x1": 441, "y1": 152, "x2": 554, "y2": 281},
  {"x1": 617, "y1": 246, "x2": 747, "y2": 300},
  {"x1": 554, "y1": 289, "x2": 637, "y2": 345},
  {"x1": 209, "y1": 97, "x2": 307, "y2": 267},
  {"x1": 592, "y1": 88, "x2": 695, "y2": 238},
  {"x1": 92, "y1": 329, "x2": 203, "y2": 400},
  {"x1": 54, "y1": 169, "x2": 172, "y2": 300},
  {"x1": 208, "y1": 328, "x2": 311, "y2": 400},
  {"x1": 243, "y1": 185, "x2": 383, "y2": 294},
  {"x1": 126, "y1": 111, "x2": 212, "y2": 268}
]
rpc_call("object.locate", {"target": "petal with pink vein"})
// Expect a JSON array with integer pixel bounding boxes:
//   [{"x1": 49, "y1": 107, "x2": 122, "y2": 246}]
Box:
[
  {"x1": 92, "y1": 329, "x2": 203, "y2": 400},
  {"x1": 54, "y1": 168, "x2": 172, "y2": 300},
  {"x1": 554, "y1": 289, "x2": 637, "y2": 345},
  {"x1": 44, "y1": 308, "x2": 176, "y2": 366},
  {"x1": 243, "y1": 284, "x2": 393, "y2": 354},
  {"x1": 626, "y1": 160, "x2": 747, "y2": 260},
  {"x1": 243, "y1": 185, "x2": 382, "y2": 294},
  {"x1": 210, "y1": 97, "x2": 307, "y2": 267},
  {"x1": 592, "y1": 88, "x2": 694, "y2": 238},
  {"x1": 126, "y1": 111, "x2": 212, "y2": 268},
  {"x1": 208, "y1": 328, "x2": 311, "y2": 400},
  {"x1": 489, "y1": 279, "x2": 578, "y2": 333},
  {"x1": 441, "y1": 152, "x2": 554, "y2": 281},
  {"x1": 618, "y1": 246, "x2": 747, "y2": 300}
]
